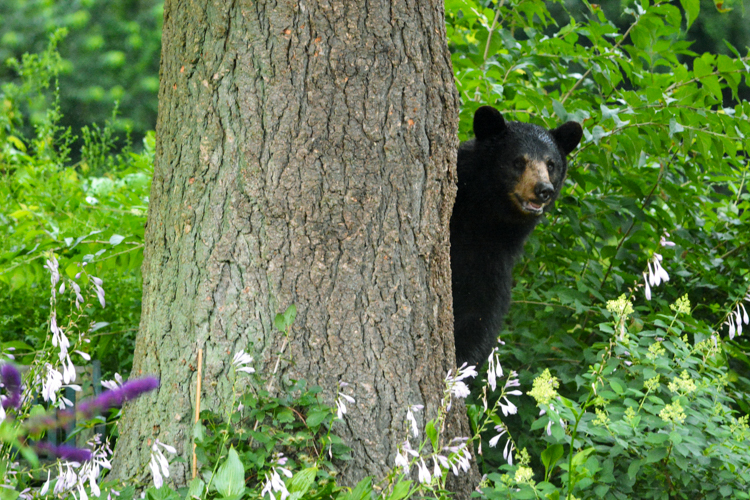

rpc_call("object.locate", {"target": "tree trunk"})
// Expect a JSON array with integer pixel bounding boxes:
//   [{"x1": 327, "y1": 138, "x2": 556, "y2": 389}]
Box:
[{"x1": 112, "y1": 0, "x2": 465, "y2": 491}]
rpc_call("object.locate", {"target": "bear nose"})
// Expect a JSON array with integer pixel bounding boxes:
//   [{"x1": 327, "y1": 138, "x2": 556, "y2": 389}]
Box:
[{"x1": 534, "y1": 182, "x2": 554, "y2": 202}]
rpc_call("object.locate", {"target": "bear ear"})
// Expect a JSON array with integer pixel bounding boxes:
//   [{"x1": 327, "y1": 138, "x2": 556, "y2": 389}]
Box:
[
  {"x1": 473, "y1": 106, "x2": 507, "y2": 141},
  {"x1": 551, "y1": 121, "x2": 583, "y2": 156}
]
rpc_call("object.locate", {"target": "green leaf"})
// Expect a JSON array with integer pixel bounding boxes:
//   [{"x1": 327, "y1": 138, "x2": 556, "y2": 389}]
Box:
[
  {"x1": 339, "y1": 477, "x2": 372, "y2": 500},
  {"x1": 109, "y1": 234, "x2": 126, "y2": 245},
  {"x1": 212, "y1": 447, "x2": 246, "y2": 498},
  {"x1": 679, "y1": 0, "x2": 700, "y2": 28},
  {"x1": 669, "y1": 119, "x2": 684, "y2": 136},
  {"x1": 288, "y1": 467, "x2": 317, "y2": 495},
  {"x1": 627, "y1": 459, "x2": 643, "y2": 481},
  {"x1": 425, "y1": 419, "x2": 439, "y2": 451},
  {"x1": 541, "y1": 443, "x2": 565, "y2": 471},
  {"x1": 609, "y1": 378, "x2": 626, "y2": 395},
  {"x1": 305, "y1": 409, "x2": 329, "y2": 428},
  {"x1": 386, "y1": 480, "x2": 412, "y2": 500},
  {"x1": 186, "y1": 477, "x2": 205, "y2": 499},
  {"x1": 193, "y1": 422, "x2": 206, "y2": 443},
  {"x1": 274, "y1": 304, "x2": 297, "y2": 332},
  {"x1": 645, "y1": 447, "x2": 668, "y2": 463}
]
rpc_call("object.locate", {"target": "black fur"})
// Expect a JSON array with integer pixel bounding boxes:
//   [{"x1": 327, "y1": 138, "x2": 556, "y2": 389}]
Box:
[{"x1": 451, "y1": 106, "x2": 582, "y2": 366}]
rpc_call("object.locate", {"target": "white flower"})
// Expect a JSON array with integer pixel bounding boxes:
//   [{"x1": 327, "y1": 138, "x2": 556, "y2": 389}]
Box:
[
  {"x1": 262, "y1": 454, "x2": 291, "y2": 500},
  {"x1": 499, "y1": 396, "x2": 517, "y2": 416},
  {"x1": 232, "y1": 350, "x2": 256, "y2": 374},
  {"x1": 449, "y1": 445, "x2": 472, "y2": 476},
  {"x1": 417, "y1": 459, "x2": 431, "y2": 484},
  {"x1": 101, "y1": 373, "x2": 124, "y2": 390},
  {"x1": 454, "y1": 363, "x2": 478, "y2": 381},
  {"x1": 486, "y1": 348, "x2": 503, "y2": 392},
  {"x1": 450, "y1": 380, "x2": 470, "y2": 399},
  {"x1": 660, "y1": 233, "x2": 675, "y2": 247},
  {"x1": 488, "y1": 425, "x2": 507, "y2": 447},
  {"x1": 394, "y1": 449, "x2": 409, "y2": 471},
  {"x1": 70, "y1": 281, "x2": 85, "y2": 308},
  {"x1": 433, "y1": 458, "x2": 442, "y2": 478},
  {"x1": 643, "y1": 273, "x2": 652, "y2": 300},
  {"x1": 503, "y1": 439, "x2": 514, "y2": 465},
  {"x1": 89, "y1": 276, "x2": 106, "y2": 308},
  {"x1": 650, "y1": 254, "x2": 669, "y2": 286},
  {"x1": 40, "y1": 470, "x2": 51, "y2": 495},
  {"x1": 149, "y1": 440, "x2": 176, "y2": 489},
  {"x1": 335, "y1": 385, "x2": 355, "y2": 420},
  {"x1": 62, "y1": 352, "x2": 77, "y2": 384},
  {"x1": 406, "y1": 405, "x2": 423, "y2": 438},
  {"x1": 44, "y1": 257, "x2": 60, "y2": 288},
  {"x1": 42, "y1": 364, "x2": 63, "y2": 403}
]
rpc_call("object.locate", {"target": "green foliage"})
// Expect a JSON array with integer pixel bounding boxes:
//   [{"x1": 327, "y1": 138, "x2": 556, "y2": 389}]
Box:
[
  {"x1": 448, "y1": 0, "x2": 750, "y2": 497},
  {"x1": 481, "y1": 295, "x2": 750, "y2": 498},
  {"x1": 0, "y1": 0, "x2": 163, "y2": 150},
  {"x1": 0, "y1": 31, "x2": 151, "y2": 376},
  {"x1": 189, "y1": 379, "x2": 348, "y2": 500}
]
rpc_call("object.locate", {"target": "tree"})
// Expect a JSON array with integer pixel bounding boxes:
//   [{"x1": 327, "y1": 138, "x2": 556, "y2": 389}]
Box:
[{"x1": 111, "y1": 0, "x2": 468, "y2": 491}]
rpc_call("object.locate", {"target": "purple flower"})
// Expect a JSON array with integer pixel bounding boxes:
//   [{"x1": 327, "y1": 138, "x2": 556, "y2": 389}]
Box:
[
  {"x1": 76, "y1": 377, "x2": 159, "y2": 419},
  {"x1": 36, "y1": 442, "x2": 92, "y2": 462},
  {"x1": 1, "y1": 363, "x2": 22, "y2": 409}
]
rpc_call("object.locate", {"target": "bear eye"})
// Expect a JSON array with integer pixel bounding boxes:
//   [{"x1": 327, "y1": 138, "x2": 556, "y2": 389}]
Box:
[
  {"x1": 546, "y1": 160, "x2": 556, "y2": 171},
  {"x1": 513, "y1": 157, "x2": 526, "y2": 170}
]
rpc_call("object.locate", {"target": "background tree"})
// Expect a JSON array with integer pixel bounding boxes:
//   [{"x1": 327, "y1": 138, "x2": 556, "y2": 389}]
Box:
[{"x1": 110, "y1": 0, "x2": 468, "y2": 490}]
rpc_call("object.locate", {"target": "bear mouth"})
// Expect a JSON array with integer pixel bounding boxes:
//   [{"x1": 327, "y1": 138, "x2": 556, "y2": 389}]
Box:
[{"x1": 513, "y1": 194, "x2": 546, "y2": 216}]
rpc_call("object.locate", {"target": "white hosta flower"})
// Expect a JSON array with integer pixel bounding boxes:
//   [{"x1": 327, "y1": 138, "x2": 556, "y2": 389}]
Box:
[
  {"x1": 54, "y1": 463, "x2": 78, "y2": 495},
  {"x1": 40, "y1": 470, "x2": 51, "y2": 495},
  {"x1": 70, "y1": 281, "x2": 84, "y2": 308},
  {"x1": 62, "y1": 352, "x2": 77, "y2": 384},
  {"x1": 232, "y1": 350, "x2": 256, "y2": 374},
  {"x1": 149, "y1": 440, "x2": 176, "y2": 489},
  {"x1": 101, "y1": 373, "x2": 124, "y2": 390},
  {"x1": 488, "y1": 425, "x2": 507, "y2": 447},
  {"x1": 262, "y1": 454, "x2": 291, "y2": 500},
  {"x1": 433, "y1": 458, "x2": 442, "y2": 478},
  {"x1": 394, "y1": 448, "x2": 409, "y2": 471},
  {"x1": 335, "y1": 386, "x2": 355, "y2": 420},
  {"x1": 406, "y1": 405, "x2": 423, "y2": 438},
  {"x1": 487, "y1": 348, "x2": 503, "y2": 392},
  {"x1": 417, "y1": 459, "x2": 431, "y2": 484},
  {"x1": 503, "y1": 439, "x2": 515, "y2": 466},
  {"x1": 91, "y1": 276, "x2": 106, "y2": 308},
  {"x1": 660, "y1": 233, "x2": 675, "y2": 247},
  {"x1": 499, "y1": 396, "x2": 517, "y2": 416},
  {"x1": 42, "y1": 364, "x2": 63, "y2": 403},
  {"x1": 44, "y1": 257, "x2": 60, "y2": 288}
]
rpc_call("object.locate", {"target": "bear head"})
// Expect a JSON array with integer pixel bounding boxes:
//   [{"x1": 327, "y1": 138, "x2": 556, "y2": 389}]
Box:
[{"x1": 472, "y1": 105, "x2": 583, "y2": 221}]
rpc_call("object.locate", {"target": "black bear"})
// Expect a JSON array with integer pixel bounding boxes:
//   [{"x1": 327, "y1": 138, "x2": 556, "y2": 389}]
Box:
[{"x1": 451, "y1": 106, "x2": 583, "y2": 366}]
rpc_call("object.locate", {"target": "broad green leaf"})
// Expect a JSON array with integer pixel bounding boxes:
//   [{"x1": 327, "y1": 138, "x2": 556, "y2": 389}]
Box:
[
  {"x1": 288, "y1": 467, "x2": 317, "y2": 495},
  {"x1": 274, "y1": 304, "x2": 297, "y2": 332},
  {"x1": 339, "y1": 477, "x2": 372, "y2": 500},
  {"x1": 186, "y1": 477, "x2": 205, "y2": 499},
  {"x1": 386, "y1": 480, "x2": 412, "y2": 500},
  {"x1": 109, "y1": 234, "x2": 126, "y2": 245},
  {"x1": 645, "y1": 447, "x2": 668, "y2": 464},
  {"x1": 679, "y1": 0, "x2": 700, "y2": 28},
  {"x1": 212, "y1": 447, "x2": 245, "y2": 498},
  {"x1": 541, "y1": 443, "x2": 564, "y2": 475}
]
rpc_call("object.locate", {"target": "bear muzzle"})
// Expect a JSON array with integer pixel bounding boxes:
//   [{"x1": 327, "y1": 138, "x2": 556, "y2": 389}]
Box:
[{"x1": 511, "y1": 160, "x2": 554, "y2": 216}]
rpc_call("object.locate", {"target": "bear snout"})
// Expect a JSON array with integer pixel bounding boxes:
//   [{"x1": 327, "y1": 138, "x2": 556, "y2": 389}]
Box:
[{"x1": 534, "y1": 182, "x2": 554, "y2": 203}]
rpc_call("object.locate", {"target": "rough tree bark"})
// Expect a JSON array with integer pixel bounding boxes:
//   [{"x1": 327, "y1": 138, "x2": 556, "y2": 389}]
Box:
[{"x1": 112, "y1": 0, "x2": 467, "y2": 492}]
